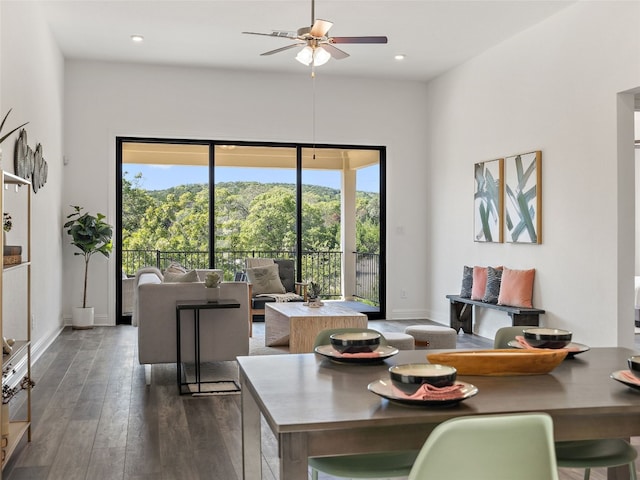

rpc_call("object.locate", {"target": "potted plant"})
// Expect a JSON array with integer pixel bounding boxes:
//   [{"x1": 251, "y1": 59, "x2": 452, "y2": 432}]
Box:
[
  {"x1": 204, "y1": 271, "x2": 221, "y2": 302},
  {"x1": 64, "y1": 205, "x2": 113, "y2": 329},
  {"x1": 307, "y1": 281, "x2": 323, "y2": 307}
]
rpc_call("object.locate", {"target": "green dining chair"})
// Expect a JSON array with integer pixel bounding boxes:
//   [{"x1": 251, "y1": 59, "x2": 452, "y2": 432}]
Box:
[
  {"x1": 493, "y1": 326, "x2": 638, "y2": 480},
  {"x1": 493, "y1": 325, "x2": 537, "y2": 349},
  {"x1": 407, "y1": 413, "x2": 559, "y2": 480},
  {"x1": 310, "y1": 327, "x2": 415, "y2": 479},
  {"x1": 555, "y1": 439, "x2": 637, "y2": 480},
  {"x1": 309, "y1": 451, "x2": 419, "y2": 480}
]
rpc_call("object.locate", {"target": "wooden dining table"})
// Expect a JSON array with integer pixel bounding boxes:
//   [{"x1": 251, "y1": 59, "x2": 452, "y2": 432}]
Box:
[{"x1": 238, "y1": 347, "x2": 640, "y2": 480}]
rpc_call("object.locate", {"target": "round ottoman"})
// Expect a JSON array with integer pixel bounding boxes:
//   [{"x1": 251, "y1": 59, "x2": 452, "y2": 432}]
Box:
[
  {"x1": 383, "y1": 332, "x2": 415, "y2": 350},
  {"x1": 404, "y1": 325, "x2": 457, "y2": 349}
]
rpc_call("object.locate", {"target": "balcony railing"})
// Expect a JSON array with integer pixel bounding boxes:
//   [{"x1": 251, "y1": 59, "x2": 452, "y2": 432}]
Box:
[{"x1": 122, "y1": 249, "x2": 380, "y2": 306}]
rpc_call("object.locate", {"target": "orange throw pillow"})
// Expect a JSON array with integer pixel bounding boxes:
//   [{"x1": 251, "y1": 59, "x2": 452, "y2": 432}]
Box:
[{"x1": 498, "y1": 267, "x2": 536, "y2": 308}]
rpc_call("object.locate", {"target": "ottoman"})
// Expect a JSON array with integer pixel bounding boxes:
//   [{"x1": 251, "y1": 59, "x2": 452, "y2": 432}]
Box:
[
  {"x1": 405, "y1": 325, "x2": 457, "y2": 349},
  {"x1": 383, "y1": 332, "x2": 415, "y2": 350}
]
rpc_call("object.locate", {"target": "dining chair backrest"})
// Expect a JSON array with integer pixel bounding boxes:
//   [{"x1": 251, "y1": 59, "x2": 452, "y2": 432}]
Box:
[
  {"x1": 313, "y1": 328, "x2": 388, "y2": 349},
  {"x1": 407, "y1": 413, "x2": 559, "y2": 480},
  {"x1": 493, "y1": 325, "x2": 537, "y2": 349}
]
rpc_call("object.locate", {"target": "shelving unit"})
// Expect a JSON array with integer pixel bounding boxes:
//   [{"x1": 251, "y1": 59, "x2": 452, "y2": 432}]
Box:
[{"x1": 0, "y1": 170, "x2": 32, "y2": 473}]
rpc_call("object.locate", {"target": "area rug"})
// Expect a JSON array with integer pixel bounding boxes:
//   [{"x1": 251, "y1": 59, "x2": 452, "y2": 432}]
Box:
[
  {"x1": 187, "y1": 380, "x2": 240, "y2": 396},
  {"x1": 249, "y1": 334, "x2": 289, "y2": 356}
]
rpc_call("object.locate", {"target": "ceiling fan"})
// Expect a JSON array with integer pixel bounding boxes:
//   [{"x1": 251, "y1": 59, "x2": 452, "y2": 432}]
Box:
[{"x1": 242, "y1": 0, "x2": 388, "y2": 67}]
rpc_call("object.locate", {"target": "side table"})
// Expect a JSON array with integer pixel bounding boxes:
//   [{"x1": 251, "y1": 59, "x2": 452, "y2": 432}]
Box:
[{"x1": 175, "y1": 299, "x2": 240, "y2": 395}]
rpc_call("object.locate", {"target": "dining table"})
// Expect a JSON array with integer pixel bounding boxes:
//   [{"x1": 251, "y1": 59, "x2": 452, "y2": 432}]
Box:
[{"x1": 238, "y1": 347, "x2": 640, "y2": 480}]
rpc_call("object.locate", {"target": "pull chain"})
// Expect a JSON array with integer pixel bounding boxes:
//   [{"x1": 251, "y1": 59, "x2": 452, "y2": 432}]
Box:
[{"x1": 312, "y1": 66, "x2": 316, "y2": 160}]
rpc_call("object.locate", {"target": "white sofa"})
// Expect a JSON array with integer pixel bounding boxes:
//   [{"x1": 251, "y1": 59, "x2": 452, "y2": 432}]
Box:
[{"x1": 133, "y1": 267, "x2": 250, "y2": 365}]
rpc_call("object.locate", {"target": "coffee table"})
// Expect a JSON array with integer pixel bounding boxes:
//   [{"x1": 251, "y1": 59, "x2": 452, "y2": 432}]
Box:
[{"x1": 265, "y1": 302, "x2": 368, "y2": 353}]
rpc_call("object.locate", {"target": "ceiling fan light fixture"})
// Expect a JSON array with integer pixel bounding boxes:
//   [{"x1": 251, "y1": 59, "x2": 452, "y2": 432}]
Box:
[
  {"x1": 313, "y1": 46, "x2": 331, "y2": 66},
  {"x1": 295, "y1": 46, "x2": 314, "y2": 65}
]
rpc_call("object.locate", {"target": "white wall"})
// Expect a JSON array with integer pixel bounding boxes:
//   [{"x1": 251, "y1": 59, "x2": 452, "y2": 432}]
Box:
[
  {"x1": 1, "y1": 2, "x2": 65, "y2": 356},
  {"x1": 63, "y1": 62, "x2": 430, "y2": 324},
  {"x1": 424, "y1": 1, "x2": 640, "y2": 347}
]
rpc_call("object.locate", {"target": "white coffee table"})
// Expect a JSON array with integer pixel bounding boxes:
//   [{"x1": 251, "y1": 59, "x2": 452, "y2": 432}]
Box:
[{"x1": 265, "y1": 302, "x2": 368, "y2": 353}]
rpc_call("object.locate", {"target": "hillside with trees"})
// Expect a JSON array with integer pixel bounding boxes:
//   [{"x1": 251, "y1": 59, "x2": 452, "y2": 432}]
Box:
[{"x1": 122, "y1": 173, "x2": 380, "y2": 255}]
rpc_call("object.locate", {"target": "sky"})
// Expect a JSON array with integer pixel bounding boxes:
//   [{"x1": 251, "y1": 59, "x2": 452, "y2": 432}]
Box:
[{"x1": 123, "y1": 164, "x2": 380, "y2": 193}]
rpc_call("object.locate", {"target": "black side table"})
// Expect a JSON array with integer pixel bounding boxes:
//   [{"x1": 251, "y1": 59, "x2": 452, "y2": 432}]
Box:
[{"x1": 175, "y1": 299, "x2": 241, "y2": 395}]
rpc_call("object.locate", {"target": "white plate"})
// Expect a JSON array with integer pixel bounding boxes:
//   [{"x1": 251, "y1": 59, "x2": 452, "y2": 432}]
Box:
[
  {"x1": 314, "y1": 344, "x2": 398, "y2": 364},
  {"x1": 611, "y1": 370, "x2": 640, "y2": 391},
  {"x1": 507, "y1": 340, "x2": 590, "y2": 358},
  {"x1": 367, "y1": 379, "x2": 478, "y2": 406}
]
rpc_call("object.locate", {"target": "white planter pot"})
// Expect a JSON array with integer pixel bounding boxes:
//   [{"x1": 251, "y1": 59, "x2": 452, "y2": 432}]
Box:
[
  {"x1": 205, "y1": 286, "x2": 220, "y2": 303},
  {"x1": 72, "y1": 306, "x2": 94, "y2": 329}
]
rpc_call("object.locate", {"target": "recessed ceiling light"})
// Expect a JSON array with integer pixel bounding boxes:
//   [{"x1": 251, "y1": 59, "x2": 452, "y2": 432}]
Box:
[
  {"x1": 130, "y1": 35, "x2": 144, "y2": 43},
  {"x1": 394, "y1": 54, "x2": 406, "y2": 61}
]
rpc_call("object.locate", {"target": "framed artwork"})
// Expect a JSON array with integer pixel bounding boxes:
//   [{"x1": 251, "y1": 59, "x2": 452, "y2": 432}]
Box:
[
  {"x1": 505, "y1": 150, "x2": 542, "y2": 244},
  {"x1": 474, "y1": 158, "x2": 503, "y2": 243}
]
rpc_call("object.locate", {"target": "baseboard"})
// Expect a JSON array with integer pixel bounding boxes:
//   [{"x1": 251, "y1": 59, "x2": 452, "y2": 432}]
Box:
[
  {"x1": 389, "y1": 308, "x2": 431, "y2": 320},
  {"x1": 62, "y1": 313, "x2": 113, "y2": 327}
]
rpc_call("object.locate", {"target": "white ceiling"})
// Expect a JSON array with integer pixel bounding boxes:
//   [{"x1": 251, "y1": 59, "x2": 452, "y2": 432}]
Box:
[{"x1": 37, "y1": 0, "x2": 576, "y2": 82}]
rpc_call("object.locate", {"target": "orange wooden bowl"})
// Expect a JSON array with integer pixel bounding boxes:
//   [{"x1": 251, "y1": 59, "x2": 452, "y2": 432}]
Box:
[{"x1": 426, "y1": 349, "x2": 568, "y2": 376}]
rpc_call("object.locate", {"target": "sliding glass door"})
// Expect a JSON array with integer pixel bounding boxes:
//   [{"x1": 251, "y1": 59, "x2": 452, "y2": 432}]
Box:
[{"x1": 116, "y1": 138, "x2": 385, "y2": 323}]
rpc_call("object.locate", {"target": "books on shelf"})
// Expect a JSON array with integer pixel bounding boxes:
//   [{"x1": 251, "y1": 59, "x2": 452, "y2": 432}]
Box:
[{"x1": 3, "y1": 246, "x2": 22, "y2": 266}]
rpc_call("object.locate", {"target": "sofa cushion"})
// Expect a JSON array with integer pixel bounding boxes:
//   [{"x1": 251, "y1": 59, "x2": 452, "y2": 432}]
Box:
[
  {"x1": 246, "y1": 264, "x2": 286, "y2": 295},
  {"x1": 163, "y1": 269, "x2": 199, "y2": 283},
  {"x1": 138, "y1": 272, "x2": 162, "y2": 286},
  {"x1": 164, "y1": 261, "x2": 187, "y2": 274}
]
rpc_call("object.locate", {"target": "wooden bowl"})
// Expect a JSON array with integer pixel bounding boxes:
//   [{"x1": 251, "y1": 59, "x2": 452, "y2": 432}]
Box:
[{"x1": 426, "y1": 349, "x2": 568, "y2": 376}]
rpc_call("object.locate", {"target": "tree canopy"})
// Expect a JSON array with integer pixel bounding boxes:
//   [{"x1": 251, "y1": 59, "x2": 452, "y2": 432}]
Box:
[{"x1": 121, "y1": 172, "x2": 380, "y2": 255}]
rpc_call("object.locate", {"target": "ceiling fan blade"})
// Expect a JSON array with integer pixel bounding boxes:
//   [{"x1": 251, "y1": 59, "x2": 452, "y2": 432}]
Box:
[
  {"x1": 330, "y1": 36, "x2": 388, "y2": 44},
  {"x1": 310, "y1": 19, "x2": 333, "y2": 37},
  {"x1": 260, "y1": 43, "x2": 305, "y2": 56},
  {"x1": 322, "y1": 43, "x2": 350, "y2": 60},
  {"x1": 243, "y1": 31, "x2": 298, "y2": 39}
]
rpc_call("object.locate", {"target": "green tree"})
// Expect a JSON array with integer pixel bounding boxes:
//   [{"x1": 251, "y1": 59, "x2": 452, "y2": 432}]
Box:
[
  {"x1": 122, "y1": 172, "x2": 156, "y2": 245},
  {"x1": 238, "y1": 187, "x2": 297, "y2": 251}
]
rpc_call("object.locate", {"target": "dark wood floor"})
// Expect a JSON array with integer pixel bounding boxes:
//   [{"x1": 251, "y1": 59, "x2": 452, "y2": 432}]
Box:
[{"x1": 2, "y1": 320, "x2": 636, "y2": 479}]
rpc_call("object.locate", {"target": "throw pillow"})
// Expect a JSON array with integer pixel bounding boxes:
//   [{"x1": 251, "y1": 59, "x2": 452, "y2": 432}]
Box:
[
  {"x1": 470, "y1": 267, "x2": 488, "y2": 301},
  {"x1": 163, "y1": 269, "x2": 198, "y2": 283},
  {"x1": 274, "y1": 259, "x2": 295, "y2": 293},
  {"x1": 498, "y1": 267, "x2": 536, "y2": 308},
  {"x1": 482, "y1": 266, "x2": 503, "y2": 304},
  {"x1": 164, "y1": 262, "x2": 187, "y2": 275},
  {"x1": 460, "y1": 265, "x2": 473, "y2": 298},
  {"x1": 246, "y1": 264, "x2": 286, "y2": 295}
]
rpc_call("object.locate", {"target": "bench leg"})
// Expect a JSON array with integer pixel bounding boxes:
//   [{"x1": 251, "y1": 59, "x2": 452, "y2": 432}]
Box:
[
  {"x1": 509, "y1": 313, "x2": 540, "y2": 327},
  {"x1": 450, "y1": 302, "x2": 473, "y2": 334}
]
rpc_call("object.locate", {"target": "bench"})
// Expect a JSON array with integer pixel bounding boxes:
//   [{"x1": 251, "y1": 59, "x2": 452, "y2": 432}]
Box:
[{"x1": 446, "y1": 294, "x2": 544, "y2": 334}]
